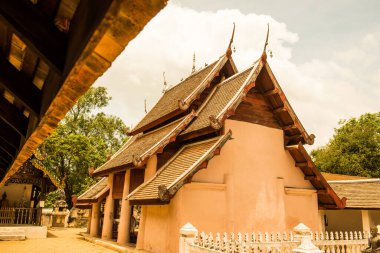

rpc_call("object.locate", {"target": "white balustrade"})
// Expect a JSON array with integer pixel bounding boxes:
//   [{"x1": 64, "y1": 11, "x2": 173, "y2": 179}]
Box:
[{"x1": 182, "y1": 223, "x2": 369, "y2": 253}]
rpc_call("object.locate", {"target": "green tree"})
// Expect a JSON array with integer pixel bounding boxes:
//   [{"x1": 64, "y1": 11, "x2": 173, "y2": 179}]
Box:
[
  {"x1": 41, "y1": 87, "x2": 127, "y2": 208},
  {"x1": 311, "y1": 112, "x2": 380, "y2": 177}
]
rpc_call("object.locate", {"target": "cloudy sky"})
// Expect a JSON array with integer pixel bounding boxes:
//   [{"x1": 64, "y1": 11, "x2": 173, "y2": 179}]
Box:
[{"x1": 94, "y1": 0, "x2": 380, "y2": 149}]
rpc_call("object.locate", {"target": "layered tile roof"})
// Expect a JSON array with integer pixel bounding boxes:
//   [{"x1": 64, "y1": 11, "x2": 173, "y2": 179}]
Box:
[
  {"x1": 322, "y1": 172, "x2": 369, "y2": 181},
  {"x1": 76, "y1": 177, "x2": 109, "y2": 204},
  {"x1": 130, "y1": 55, "x2": 230, "y2": 135},
  {"x1": 93, "y1": 113, "x2": 196, "y2": 176},
  {"x1": 328, "y1": 179, "x2": 380, "y2": 209},
  {"x1": 128, "y1": 132, "x2": 231, "y2": 204},
  {"x1": 182, "y1": 62, "x2": 259, "y2": 135}
]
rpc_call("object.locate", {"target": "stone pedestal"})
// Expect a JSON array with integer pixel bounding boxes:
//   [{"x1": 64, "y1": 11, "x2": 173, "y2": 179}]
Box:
[
  {"x1": 292, "y1": 223, "x2": 323, "y2": 253},
  {"x1": 179, "y1": 223, "x2": 198, "y2": 253}
]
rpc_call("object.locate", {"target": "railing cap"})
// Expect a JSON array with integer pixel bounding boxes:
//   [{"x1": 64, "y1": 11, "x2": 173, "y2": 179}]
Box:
[{"x1": 180, "y1": 222, "x2": 198, "y2": 236}]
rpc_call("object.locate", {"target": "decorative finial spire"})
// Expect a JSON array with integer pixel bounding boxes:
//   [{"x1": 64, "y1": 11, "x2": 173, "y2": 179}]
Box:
[
  {"x1": 226, "y1": 22, "x2": 235, "y2": 56},
  {"x1": 261, "y1": 23, "x2": 270, "y2": 62},
  {"x1": 162, "y1": 72, "x2": 167, "y2": 93},
  {"x1": 191, "y1": 52, "x2": 196, "y2": 74},
  {"x1": 144, "y1": 99, "x2": 147, "y2": 114}
]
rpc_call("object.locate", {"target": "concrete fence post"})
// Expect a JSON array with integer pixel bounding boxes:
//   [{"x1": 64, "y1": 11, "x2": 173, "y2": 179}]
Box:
[
  {"x1": 292, "y1": 223, "x2": 324, "y2": 253},
  {"x1": 179, "y1": 223, "x2": 198, "y2": 253}
]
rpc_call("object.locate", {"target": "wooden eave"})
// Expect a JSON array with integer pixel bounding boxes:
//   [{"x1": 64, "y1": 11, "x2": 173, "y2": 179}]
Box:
[
  {"x1": 0, "y1": 0, "x2": 167, "y2": 185},
  {"x1": 259, "y1": 63, "x2": 315, "y2": 146},
  {"x1": 127, "y1": 131, "x2": 232, "y2": 204},
  {"x1": 92, "y1": 112, "x2": 196, "y2": 177},
  {"x1": 285, "y1": 143, "x2": 346, "y2": 209}
]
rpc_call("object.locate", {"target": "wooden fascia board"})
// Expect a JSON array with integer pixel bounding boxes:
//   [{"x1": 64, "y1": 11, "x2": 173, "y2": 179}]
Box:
[
  {"x1": 0, "y1": 0, "x2": 67, "y2": 73},
  {"x1": 0, "y1": 52, "x2": 41, "y2": 115},
  {"x1": 129, "y1": 198, "x2": 169, "y2": 206},
  {"x1": 0, "y1": 0, "x2": 167, "y2": 186},
  {"x1": 264, "y1": 63, "x2": 315, "y2": 145},
  {"x1": 0, "y1": 96, "x2": 28, "y2": 137}
]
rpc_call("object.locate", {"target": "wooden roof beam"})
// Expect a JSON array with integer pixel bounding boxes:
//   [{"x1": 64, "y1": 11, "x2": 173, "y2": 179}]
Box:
[
  {"x1": 0, "y1": 148, "x2": 12, "y2": 164},
  {"x1": 0, "y1": 52, "x2": 41, "y2": 115},
  {"x1": 0, "y1": 136, "x2": 17, "y2": 159},
  {"x1": 0, "y1": 118, "x2": 21, "y2": 150},
  {"x1": 0, "y1": 96, "x2": 28, "y2": 136},
  {"x1": 0, "y1": 0, "x2": 67, "y2": 73}
]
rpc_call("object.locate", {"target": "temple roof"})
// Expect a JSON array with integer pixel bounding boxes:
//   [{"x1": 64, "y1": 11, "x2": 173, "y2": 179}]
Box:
[
  {"x1": 128, "y1": 132, "x2": 231, "y2": 204},
  {"x1": 76, "y1": 177, "x2": 109, "y2": 204},
  {"x1": 92, "y1": 113, "x2": 196, "y2": 177},
  {"x1": 328, "y1": 179, "x2": 380, "y2": 209},
  {"x1": 130, "y1": 55, "x2": 232, "y2": 135},
  {"x1": 182, "y1": 64, "x2": 256, "y2": 135},
  {"x1": 322, "y1": 172, "x2": 369, "y2": 181}
]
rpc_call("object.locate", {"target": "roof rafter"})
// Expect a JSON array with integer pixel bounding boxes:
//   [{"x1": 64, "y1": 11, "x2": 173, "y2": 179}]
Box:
[
  {"x1": 0, "y1": 118, "x2": 21, "y2": 150},
  {"x1": 0, "y1": 52, "x2": 41, "y2": 115},
  {"x1": 0, "y1": 0, "x2": 67, "y2": 73},
  {"x1": 0, "y1": 95, "x2": 28, "y2": 137}
]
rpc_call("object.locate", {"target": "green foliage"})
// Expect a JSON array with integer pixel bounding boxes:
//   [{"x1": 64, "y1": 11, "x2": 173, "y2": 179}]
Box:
[
  {"x1": 40, "y1": 87, "x2": 128, "y2": 208},
  {"x1": 44, "y1": 190, "x2": 63, "y2": 208},
  {"x1": 311, "y1": 112, "x2": 380, "y2": 177}
]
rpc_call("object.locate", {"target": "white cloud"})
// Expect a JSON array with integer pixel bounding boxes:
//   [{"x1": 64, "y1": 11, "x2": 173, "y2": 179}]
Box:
[{"x1": 94, "y1": 3, "x2": 379, "y2": 149}]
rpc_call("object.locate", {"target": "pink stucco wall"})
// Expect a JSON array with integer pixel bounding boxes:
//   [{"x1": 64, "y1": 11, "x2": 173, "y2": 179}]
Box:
[{"x1": 140, "y1": 120, "x2": 319, "y2": 253}]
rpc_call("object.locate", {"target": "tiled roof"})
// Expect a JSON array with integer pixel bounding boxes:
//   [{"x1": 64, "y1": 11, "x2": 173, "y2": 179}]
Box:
[
  {"x1": 182, "y1": 65, "x2": 255, "y2": 135},
  {"x1": 322, "y1": 172, "x2": 369, "y2": 181},
  {"x1": 329, "y1": 179, "x2": 380, "y2": 209},
  {"x1": 93, "y1": 114, "x2": 195, "y2": 176},
  {"x1": 131, "y1": 56, "x2": 225, "y2": 134},
  {"x1": 128, "y1": 132, "x2": 232, "y2": 203},
  {"x1": 77, "y1": 177, "x2": 109, "y2": 203}
]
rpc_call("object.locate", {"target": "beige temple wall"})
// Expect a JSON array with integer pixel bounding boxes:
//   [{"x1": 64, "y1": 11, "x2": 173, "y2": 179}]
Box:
[
  {"x1": 0, "y1": 184, "x2": 32, "y2": 207},
  {"x1": 140, "y1": 120, "x2": 319, "y2": 253}
]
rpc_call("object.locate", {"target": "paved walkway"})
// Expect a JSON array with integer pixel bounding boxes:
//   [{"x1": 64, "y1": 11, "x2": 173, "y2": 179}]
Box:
[{"x1": 0, "y1": 228, "x2": 118, "y2": 253}]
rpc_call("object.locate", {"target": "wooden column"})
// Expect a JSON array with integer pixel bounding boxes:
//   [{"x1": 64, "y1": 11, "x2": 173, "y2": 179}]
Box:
[
  {"x1": 87, "y1": 208, "x2": 92, "y2": 234},
  {"x1": 101, "y1": 173, "x2": 114, "y2": 240},
  {"x1": 362, "y1": 210, "x2": 372, "y2": 232},
  {"x1": 90, "y1": 202, "x2": 100, "y2": 237},
  {"x1": 117, "y1": 170, "x2": 131, "y2": 245},
  {"x1": 136, "y1": 155, "x2": 157, "y2": 250}
]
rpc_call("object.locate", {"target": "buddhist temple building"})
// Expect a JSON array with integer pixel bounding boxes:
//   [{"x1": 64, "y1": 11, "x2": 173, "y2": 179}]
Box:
[{"x1": 79, "y1": 27, "x2": 347, "y2": 253}]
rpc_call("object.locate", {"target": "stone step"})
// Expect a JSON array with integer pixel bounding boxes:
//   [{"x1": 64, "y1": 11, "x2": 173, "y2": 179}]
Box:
[{"x1": 0, "y1": 228, "x2": 26, "y2": 241}]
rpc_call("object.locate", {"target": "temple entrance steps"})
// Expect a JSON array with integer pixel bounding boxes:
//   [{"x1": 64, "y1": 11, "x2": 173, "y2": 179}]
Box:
[{"x1": 0, "y1": 227, "x2": 26, "y2": 241}]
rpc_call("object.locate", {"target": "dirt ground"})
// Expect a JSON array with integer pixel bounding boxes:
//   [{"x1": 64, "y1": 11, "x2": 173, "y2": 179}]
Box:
[{"x1": 0, "y1": 228, "x2": 118, "y2": 253}]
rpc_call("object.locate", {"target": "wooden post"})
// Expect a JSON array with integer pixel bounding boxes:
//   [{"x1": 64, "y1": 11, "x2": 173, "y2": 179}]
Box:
[
  {"x1": 179, "y1": 223, "x2": 198, "y2": 253},
  {"x1": 117, "y1": 170, "x2": 131, "y2": 245},
  {"x1": 87, "y1": 208, "x2": 92, "y2": 234},
  {"x1": 101, "y1": 173, "x2": 114, "y2": 240},
  {"x1": 361, "y1": 210, "x2": 372, "y2": 232},
  {"x1": 90, "y1": 202, "x2": 100, "y2": 237}
]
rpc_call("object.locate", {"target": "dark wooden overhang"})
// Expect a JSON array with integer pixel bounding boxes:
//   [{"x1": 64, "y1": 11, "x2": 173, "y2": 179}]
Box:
[
  {"x1": 0, "y1": 0, "x2": 167, "y2": 185},
  {"x1": 286, "y1": 143, "x2": 346, "y2": 209}
]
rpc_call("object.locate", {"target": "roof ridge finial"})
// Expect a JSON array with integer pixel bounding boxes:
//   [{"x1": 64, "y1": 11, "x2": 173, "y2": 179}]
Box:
[
  {"x1": 261, "y1": 23, "x2": 270, "y2": 62},
  {"x1": 191, "y1": 52, "x2": 196, "y2": 74},
  {"x1": 144, "y1": 99, "x2": 147, "y2": 114},
  {"x1": 226, "y1": 22, "x2": 235, "y2": 56},
  {"x1": 162, "y1": 72, "x2": 167, "y2": 93}
]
